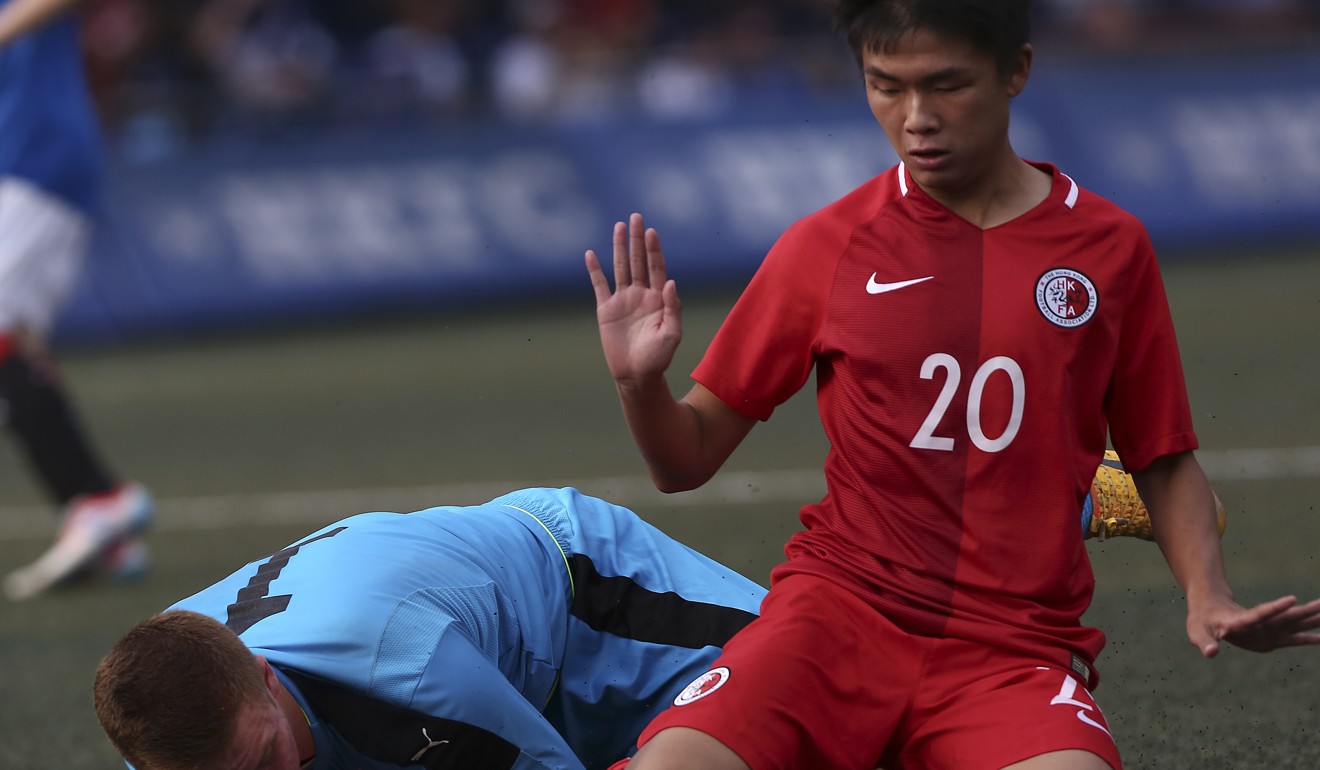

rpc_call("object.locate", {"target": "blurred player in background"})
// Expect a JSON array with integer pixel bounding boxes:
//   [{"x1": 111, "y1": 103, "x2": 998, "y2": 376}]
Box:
[
  {"x1": 0, "y1": 0, "x2": 153, "y2": 601},
  {"x1": 586, "y1": 1, "x2": 1320, "y2": 768},
  {"x1": 94, "y1": 487, "x2": 766, "y2": 770}
]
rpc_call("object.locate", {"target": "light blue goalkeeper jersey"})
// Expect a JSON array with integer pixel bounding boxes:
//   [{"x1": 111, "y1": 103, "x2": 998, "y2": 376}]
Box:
[
  {"x1": 0, "y1": 0, "x2": 101, "y2": 213},
  {"x1": 168, "y1": 488, "x2": 766, "y2": 770}
]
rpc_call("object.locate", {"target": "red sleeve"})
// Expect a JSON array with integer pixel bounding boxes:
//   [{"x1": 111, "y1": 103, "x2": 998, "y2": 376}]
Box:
[
  {"x1": 1105, "y1": 228, "x2": 1198, "y2": 471},
  {"x1": 692, "y1": 217, "x2": 840, "y2": 421}
]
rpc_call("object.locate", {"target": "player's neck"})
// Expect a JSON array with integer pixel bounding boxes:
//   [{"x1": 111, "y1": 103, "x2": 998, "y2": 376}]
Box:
[{"x1": 922, "y1": 155, "x2": 1052, "y2": 229}]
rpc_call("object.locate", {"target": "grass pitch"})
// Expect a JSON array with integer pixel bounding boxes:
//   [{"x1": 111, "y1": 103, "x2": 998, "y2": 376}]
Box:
[{"x1": 1, "y1": 250, "x2": 1317, "y2": 769}]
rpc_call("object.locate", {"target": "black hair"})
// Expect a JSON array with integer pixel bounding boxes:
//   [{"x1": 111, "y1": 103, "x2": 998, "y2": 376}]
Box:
[{"x1": 834, "y1": 0, "x2": 1032, "y2": 74}]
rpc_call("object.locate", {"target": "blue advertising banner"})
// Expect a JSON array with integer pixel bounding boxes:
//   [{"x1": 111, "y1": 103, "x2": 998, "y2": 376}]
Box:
[{"x1": 60, "y1": 47, "x2": 1320, "y2": 342}]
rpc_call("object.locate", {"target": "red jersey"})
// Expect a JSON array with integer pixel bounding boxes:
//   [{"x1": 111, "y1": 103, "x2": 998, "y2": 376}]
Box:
[{"x1": 692, "y1": 162, "x2": 1197, "y2": 674}]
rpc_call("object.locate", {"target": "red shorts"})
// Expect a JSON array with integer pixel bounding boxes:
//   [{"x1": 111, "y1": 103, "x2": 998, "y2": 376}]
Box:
[{"x1": 628, "y1": 573, "x2": 1122, "y2": 770}]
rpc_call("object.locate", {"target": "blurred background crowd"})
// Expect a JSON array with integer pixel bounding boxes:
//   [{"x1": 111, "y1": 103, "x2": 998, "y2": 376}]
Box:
[{"x1": 80, "y1": 0, "x2": 1320, "y2": 157}]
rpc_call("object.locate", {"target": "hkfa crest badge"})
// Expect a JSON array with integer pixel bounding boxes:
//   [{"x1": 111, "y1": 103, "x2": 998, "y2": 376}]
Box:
[
  {"x1": 674, "y1": 667, "x2": 730, "y2": 706},
  {"x1": 1036, "y1": 268, "x2": 1097, "y2": 328}
]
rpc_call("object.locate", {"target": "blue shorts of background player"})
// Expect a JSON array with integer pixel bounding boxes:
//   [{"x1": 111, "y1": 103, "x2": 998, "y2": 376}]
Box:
[{"x1": 93, "y1": 487, "x2": 766, "y2": 770}]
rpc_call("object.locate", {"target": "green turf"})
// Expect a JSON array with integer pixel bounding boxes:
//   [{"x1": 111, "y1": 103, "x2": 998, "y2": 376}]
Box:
[{"x1": 1, "y1": 251, "x2": 1317, "y2": 768}]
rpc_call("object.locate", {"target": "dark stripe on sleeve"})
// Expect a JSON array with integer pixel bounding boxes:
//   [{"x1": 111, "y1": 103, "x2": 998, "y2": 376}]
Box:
[
  {"x1": 226, "y1": 527, "x2": 347, "y2": 635},
  {"x1": 283, "y1": 668, "x2": 520, "y2": 770},
  {"x1": 568, "y1": 553, "x2": 758, "y2": 649}
]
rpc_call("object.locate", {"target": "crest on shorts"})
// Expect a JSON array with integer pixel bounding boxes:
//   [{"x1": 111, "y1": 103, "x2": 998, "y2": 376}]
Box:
[
  {"x1": 673, "y1": 667, "x2": 730, "y2": 706},
  {"x1": 1035, "y1": 268, "x2": 1097, "y2": 328}
]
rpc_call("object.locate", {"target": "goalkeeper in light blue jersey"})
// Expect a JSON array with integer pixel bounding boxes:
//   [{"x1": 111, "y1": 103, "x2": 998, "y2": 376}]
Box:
[{"x1": 93, "y1": 487, "x2": 765, "y2": 770}]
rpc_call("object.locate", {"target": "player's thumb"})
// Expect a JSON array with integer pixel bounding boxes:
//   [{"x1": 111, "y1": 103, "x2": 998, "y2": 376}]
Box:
[{"x1": 1188, "y1": 619, "x2": 1222, "y2": 658}]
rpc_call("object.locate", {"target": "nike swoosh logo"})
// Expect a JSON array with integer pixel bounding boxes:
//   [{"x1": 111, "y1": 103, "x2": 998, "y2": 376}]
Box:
[
  {"x1": 1075, "y1": 709, "x2": 1113, "y2": 737},
  {"x1": 866, "y1": 274, "x2": 934, "y2": 295}
]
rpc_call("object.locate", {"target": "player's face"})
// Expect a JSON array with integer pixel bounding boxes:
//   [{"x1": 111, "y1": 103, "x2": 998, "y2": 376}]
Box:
[
  {"x1": 218, "y1": 700, "x2": 304, "y2": 770},
  {"x1": 861, "y1": 29, "x2": 1030, "y2": 202}
]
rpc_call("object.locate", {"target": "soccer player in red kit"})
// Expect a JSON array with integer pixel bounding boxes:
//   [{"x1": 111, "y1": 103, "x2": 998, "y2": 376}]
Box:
[{"x1": 585, "y1": 1, "x2": 1320, "y2": 769}]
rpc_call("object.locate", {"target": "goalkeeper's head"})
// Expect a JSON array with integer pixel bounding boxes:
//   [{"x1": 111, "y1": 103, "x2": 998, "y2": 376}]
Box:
[{"x1": 94, "y1": 610, "x2": 306, "y2": 770}]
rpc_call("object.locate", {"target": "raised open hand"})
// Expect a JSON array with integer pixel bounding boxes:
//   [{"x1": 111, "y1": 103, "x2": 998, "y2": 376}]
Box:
[{"x1": 585, "y1": 213, "x2": 683, "y2": 385}]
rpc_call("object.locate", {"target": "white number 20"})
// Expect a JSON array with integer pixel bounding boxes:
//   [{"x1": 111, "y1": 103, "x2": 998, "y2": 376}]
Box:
[{"x1": 910, "y1": 354, "x2": 1024, "y2": 453}]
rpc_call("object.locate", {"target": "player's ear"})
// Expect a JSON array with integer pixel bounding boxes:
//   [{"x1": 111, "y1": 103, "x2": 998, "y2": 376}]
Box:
[
  {"x1": 255, "y1": 655, "x2": 282, "y2": 700},
  {"x1": 1006, "y1": 44, "x2": 1032, "y2": 97}
]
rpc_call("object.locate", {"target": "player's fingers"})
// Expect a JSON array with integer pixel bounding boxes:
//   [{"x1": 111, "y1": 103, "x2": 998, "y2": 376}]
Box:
[
  {"x1": 612, "y1": 220, "x2": 630, "y2": 286},
  {"x1": 662, "y1": 279, "x2": 682, "y2": 329},
  {"x1": 1232, "y1": 629, "x2": 1320, "y2": 653},
  {"x1": 1268, "y1": 597, "x2": 1320, "y2": 622},
  {"x1": 1213, "y1": 596, "x2": 1305, "y2": 651},
  {"x1": 586, "y1": 250, "x2": 612, "y2": 306},
  {"x1": 1231, "y1": 595, "x2": 1299, "y2": 629},
  {"x1": 1288, "y1": 596, "x2": 1320, "y2": 618},
  {"x1": 629, "y1": 213, "x2": 648, "y2": 288},
  {"x1": 1294, "y1": 614, "x2": 1320, "y2": 632},
  {"x1": 646, "y1": 228, "x2": 667, "y2": 288},
  {"x1": 1267, "y1": 601, "x2": 1320, "y2": 634}
]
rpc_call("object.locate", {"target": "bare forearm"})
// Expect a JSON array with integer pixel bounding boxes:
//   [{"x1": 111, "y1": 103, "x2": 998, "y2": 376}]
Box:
[
  {"x1": 615, "y1": 380, "x2": 752, "y2": 493},
  {"x1": 0, "y1": 0, "x2": 83, "y2": 47},
  {"x1": 616, "y1": 378, "x2": 710, "y2": 492},
  {"x1": 1134, "y1": 451, "x2": 1232, "y2": 602},
  {"x1": 1135, "y1": 450, "x2": 1320, "y2": 656}
]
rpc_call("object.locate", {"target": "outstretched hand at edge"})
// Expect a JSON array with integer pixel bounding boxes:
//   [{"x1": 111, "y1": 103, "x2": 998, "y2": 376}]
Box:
[{"x1": 1188, "y1": 592, "x2": 1320, "y2": 657}]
